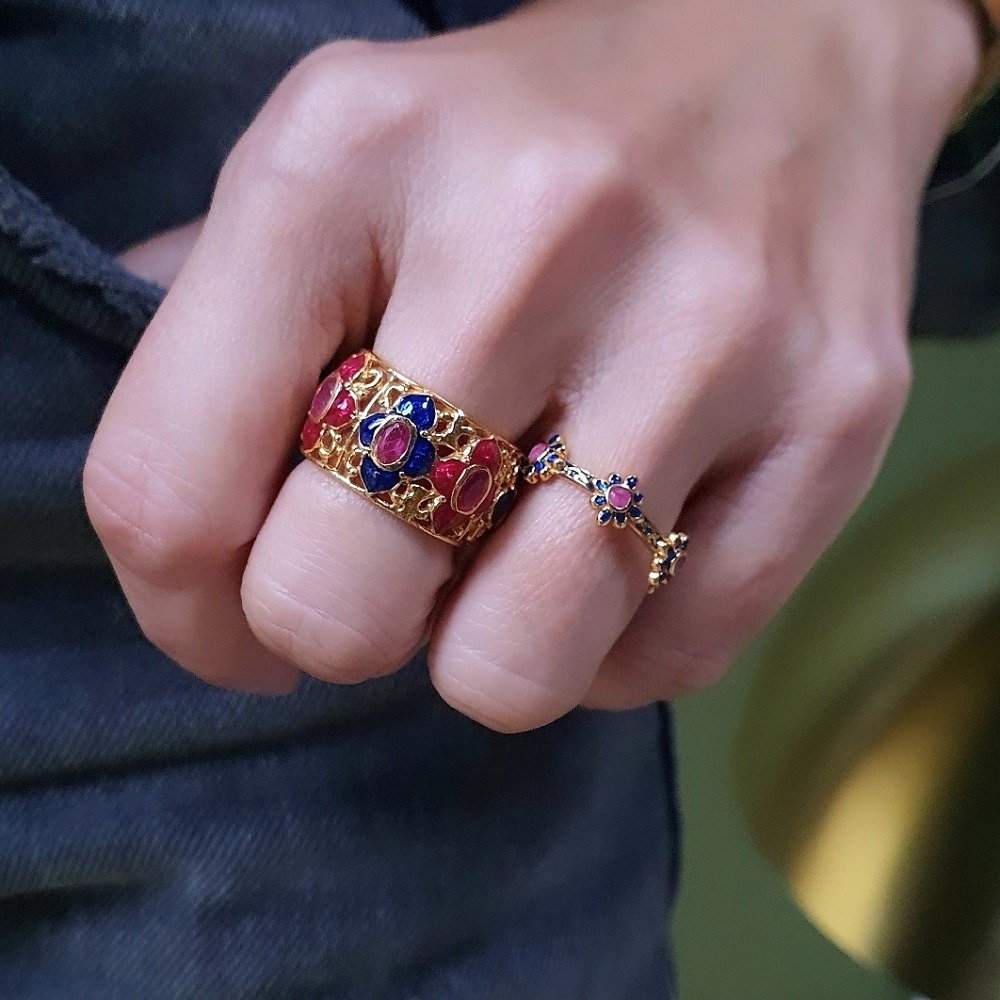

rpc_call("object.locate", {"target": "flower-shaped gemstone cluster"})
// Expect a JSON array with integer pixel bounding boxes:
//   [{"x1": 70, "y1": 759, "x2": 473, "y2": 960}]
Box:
[
  {"x1": 358, "y1": 393, "x2": 437, "y2": 493},
  {"x1": 524, "y1": 434, "x2": 566, "y2": 483},
  {"x1": 591, "y1": 474, "x2": 644, "y2": 527}
]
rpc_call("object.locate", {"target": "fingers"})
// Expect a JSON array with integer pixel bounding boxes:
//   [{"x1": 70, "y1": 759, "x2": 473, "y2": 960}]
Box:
[
  {"x1": 240, "y1": 282, "x2": 562, "y2": 685},
  {"x1": 584, "y1": 358, "x2": 910, "y2": 709},
  {"x1": 427, "y1": 372, "x2": 715, "y2": 732},
  {"x1": 84, "y1": 62, "x2": 385, "y2": 690}
]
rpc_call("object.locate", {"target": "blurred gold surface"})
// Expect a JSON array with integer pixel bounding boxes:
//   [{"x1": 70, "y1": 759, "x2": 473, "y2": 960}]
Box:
[{"x1": 735, "y1": 448, "x2": 1000, "y2": 1000}]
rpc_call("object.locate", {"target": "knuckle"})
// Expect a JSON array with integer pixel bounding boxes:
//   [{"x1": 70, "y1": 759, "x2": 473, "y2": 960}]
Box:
[
  {"x1": 83, "y1": 440, "x2": 218, "y2": 589},
  {"x1": 241, "y1": 576, "x2": 410, "y2": 684},
  {"x1": 221, "y1": 42, "x2": 431, "y2": 198},
  {"x1": 817, "y1": 336, "x2": 912, "y2": 450},
  {"x1": 508, "y1": 126, "x2": 638, "y2": 228}
]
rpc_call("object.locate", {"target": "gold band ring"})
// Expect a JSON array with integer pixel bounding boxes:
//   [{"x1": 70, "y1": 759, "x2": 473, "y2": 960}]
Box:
[
  {"x1": 300, "y1": 350, "x2": 522, "y2": 545},
  {"x1": 523, "y1": 435, "x2": 688, "y2": 594}
]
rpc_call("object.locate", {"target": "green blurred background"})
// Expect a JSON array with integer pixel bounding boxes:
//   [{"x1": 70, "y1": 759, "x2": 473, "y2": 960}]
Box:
[{"x1": 672, "y1": 334, "x2": 1000, "y2": 999}]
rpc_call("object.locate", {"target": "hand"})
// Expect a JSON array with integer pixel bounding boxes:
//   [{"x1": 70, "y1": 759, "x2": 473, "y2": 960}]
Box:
[{"x1": 87, "y1": 0, "x2": 979, "y2": 730}]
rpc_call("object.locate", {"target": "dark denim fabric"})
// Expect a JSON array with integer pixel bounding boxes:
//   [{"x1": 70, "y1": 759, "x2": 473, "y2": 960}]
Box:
[{"x1": 0, "y1": 2, "x2": 680, "y2": 997}]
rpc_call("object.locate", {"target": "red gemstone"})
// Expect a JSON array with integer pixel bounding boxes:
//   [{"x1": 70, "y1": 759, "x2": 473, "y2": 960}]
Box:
[
  {"x1": 327, "y1": 388, "x2": 356, "y2": 427},
  {"x1": 528, "y1": 443, "x2": 547, "y2": 463},
  {"x1": 430, "y1": 459, "x2": 465, "y2": 499},
  {"x1": 432, "y1": 503, "x2": 466, "y2": 535},
  {"x1": 337, "y1": 352, "x2": 366, "y2": 381},
  {"x1": 454, "y1": 466, "x2": 493, "y2": 514},
  {"x1": 308, "y1": 374, "x2": 341, "y2": 423},
  {"x1": 300, "y1": 419, "x2": 321, "y2": 451},
  {"x1": 372, "y1": 417, "x2": 414, "y2": 469},
  {"x1": 470, "y1": 439, "x2": 502, "y2": 474},
  {"x1": 607, "y1": 485, "x2": 633, "y2": 511}
]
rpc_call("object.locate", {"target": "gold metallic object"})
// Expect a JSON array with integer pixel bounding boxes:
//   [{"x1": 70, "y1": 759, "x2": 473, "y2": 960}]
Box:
[
  {"x1": 734, "y1": 448, "x2": 1000, "y2": 1000},
  {"x1": 300, "y1": 349, "x2": 522, "y2": 545},
  {"x1": 522, "y1": 434, "x2": 687, "y2": 593}
]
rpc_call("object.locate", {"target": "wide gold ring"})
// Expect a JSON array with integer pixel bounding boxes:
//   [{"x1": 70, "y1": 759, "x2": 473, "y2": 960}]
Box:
[
  {"x1": 523, "y1": 434, "x2": 688, "y2": 594},
  {"x1": 300, "y1": 350, "x2": 522, "y2": 545}
]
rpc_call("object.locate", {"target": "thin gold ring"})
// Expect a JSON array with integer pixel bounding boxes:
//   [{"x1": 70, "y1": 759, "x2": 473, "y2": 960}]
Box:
[{"x1": 522, "y1": 434, "x2": 688, "y2": 594}]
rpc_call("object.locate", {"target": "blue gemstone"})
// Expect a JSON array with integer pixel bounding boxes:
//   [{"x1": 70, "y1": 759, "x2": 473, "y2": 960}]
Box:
[
  {"x1": 402, "y1": 436, "x2": 434, "y2": 477},
  {"x1": 490, "y1": 489, "x2": 517, "y2": 528},
  {"x1": 359, "y1": 413, "x2": 385, "y2": 447},
  {"x1": 360, "y1": 456, "x2": 399, "y2": 493},
  {"x1": 626, "y1": 476, "x2": 638, "y2": 487},
  {"x1": 534, "y1": 461, "x2": 545, "y2": 472},
  {"x1": 595, "y1": 479, "x2": 606, "y2": 491},
  {"x1": 628, "y1": 506, "x2": 643, "y2": 518},
  {"x1": 597, "y1": 508, "x2": 612, "y2": 525},
  {"x1": 610, "y1": 474, "x2": 622, "y2": 484},
  {"x1": 634, "y1": 492, "x2": 643, "y2": 502},
  {"x1": 395, "y1": 394, "x2": 436, "y2": 431},
  {"x1": 548, "y1": 434, "x2": 559, "y2": 444},
  {"x1": 592, "y1": 495, "x2": 606, "y2": 505},
  {"x1": 613, "y1": 511, "x2": 626, "y2": 524},
  {"x1": 546, "y1": 453, "x2": 557, "y2": 462}
]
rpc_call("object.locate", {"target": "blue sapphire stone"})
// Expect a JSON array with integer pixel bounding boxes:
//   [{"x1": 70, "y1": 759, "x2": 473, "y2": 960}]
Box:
[
  {"x1": 626, "y1": 476, "x2": 638, "y2": 487},
  {"x1": 394, "y1": 394, "x2": 436, "y2": 431},
  {"x1": 628, "y1": 505, "x2": 643, "y2": 518},
  {"x1": 360, "y1": 456, "x2": 399, "y2": 493},
  {"x1": 610, "y1": 474, "x2": 622, "y2": 484},
  {"x1": 597, "y1": 508, "x2": 612, "y2": 525},
  {"x1": 592, "y1": 494, "x2": 606, "y2": 506},
  {"x1": 613, "y1": 511, "x2": 626, "y2": 524},
  {"x1": 402, "y1": 436, "x2": 435, "y2": 477},
  {"x1": 359, "y1": 413, "x2": 385, "y2": 447}
]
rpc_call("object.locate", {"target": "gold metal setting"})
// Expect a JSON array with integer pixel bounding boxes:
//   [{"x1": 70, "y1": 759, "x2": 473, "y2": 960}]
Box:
[
  {"x1": 523, "y1": 434, "x2": 688, "y2": 594},
  {"x1": 300, "y1": 350, "x2": 522, "y2": 545}
]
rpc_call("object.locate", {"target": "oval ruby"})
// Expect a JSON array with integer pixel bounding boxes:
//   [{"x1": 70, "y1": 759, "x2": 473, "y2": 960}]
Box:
[
  {"x1": 607, "y1": 485, "x2": 633, "y2": 511},
  {"x1": 308, "y1": 374, "x2": 341, "y2": 424},
  {"x1": 372, "y1": 417, "x2": 414, "y2": 469},
  {"x1": 528, "y1": 443, "x2": 547, "y2": 463},
  {"x1": 454, "y1": 466, "x2": 492, "y2": 515}
]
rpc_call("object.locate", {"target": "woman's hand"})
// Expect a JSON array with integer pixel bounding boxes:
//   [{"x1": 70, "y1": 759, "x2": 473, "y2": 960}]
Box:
[{"x1": 87, "y1": 0, "x2": 979, "y2": 730}]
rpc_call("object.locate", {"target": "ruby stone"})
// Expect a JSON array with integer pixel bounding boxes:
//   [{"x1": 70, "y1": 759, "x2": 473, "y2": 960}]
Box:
[
  {"x1": 372, "y1": 417, "x2": 414, "y2": 469},
  {"x1": 455, "y1": 467, "x2": 492, "y2": 514},
  {"x1": 308, "y1": 374, "x2": 341, "y2": 424},
  {"x1": 528, "y1": 443, "x2": 547, "y2": 463},
  {"x1": 607, "y1": 485, "x2": 633, "y2": 511}
]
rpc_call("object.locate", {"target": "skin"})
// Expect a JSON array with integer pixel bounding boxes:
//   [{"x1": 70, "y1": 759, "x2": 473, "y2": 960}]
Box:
[{"x1": 89, "y1": 0, "x2": 980, "y2": 732}]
